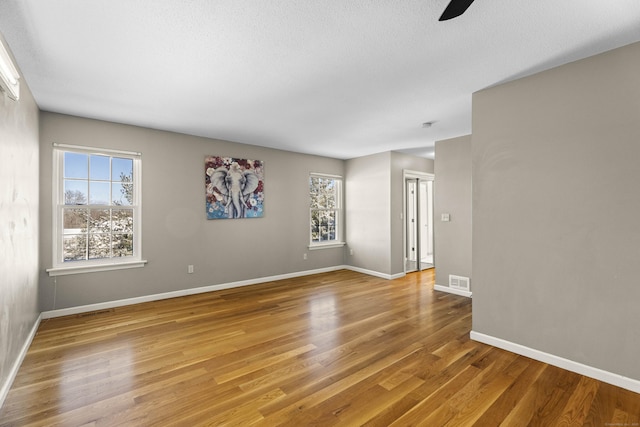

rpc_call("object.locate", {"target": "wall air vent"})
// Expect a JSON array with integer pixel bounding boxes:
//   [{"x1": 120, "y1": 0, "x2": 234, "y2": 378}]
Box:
[{"x1": 449, "y1": 274, "x2": 470, "y2": 291}]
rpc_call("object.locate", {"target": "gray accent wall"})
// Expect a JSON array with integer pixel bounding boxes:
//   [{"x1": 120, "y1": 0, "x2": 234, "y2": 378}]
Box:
[
  {"x1": 434, "y1": 135, "x2": 472, "y2": 288},
  {"x1": 472, "y1": 41, "x2": 640, "y2": 380},
  {"x1": 0, "y1": 35, "x2": 40, "y2": 404},
  {"x1": 39, "y1": 113, "x2": 345, "y2": 310}
]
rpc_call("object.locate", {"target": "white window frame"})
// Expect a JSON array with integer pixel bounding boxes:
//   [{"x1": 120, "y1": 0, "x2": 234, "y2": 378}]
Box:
[
  {"x1": 309, "y1": 173, "x2": 345, "y2": 250},
  {"x1": 47, "y1": 143, "x2": 146, "y2": 276}
]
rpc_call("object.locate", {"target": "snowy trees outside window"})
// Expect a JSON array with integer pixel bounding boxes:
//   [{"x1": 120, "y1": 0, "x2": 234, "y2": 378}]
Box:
[
  {"x1": 310, "y1": 174, "x2": 342, "y2": 244},
  {"x1": 53, "y1": 147, "x2": 141, "y2": 266}
]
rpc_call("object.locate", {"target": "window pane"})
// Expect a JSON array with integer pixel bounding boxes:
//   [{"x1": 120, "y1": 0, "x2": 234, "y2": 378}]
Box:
[
  {"x1": 112, "y1": 157, "x2": 133, "y2": 182},
  {"x1": 64, "y1": 180, "x2": 88, "y2": 205},
  {"x1": 320, "y1": 211, "x2": 336, "y2": 241},
  {"x1": 311, "y1": 210, "x2": 320, "y2": 241},
  {"x1": 89, "y1": 209, "x2": 111, "y2": 233},
  {"x1": 310, "y1": 178, "x2": 323, "y2": 208},
  {"x1": 310, "y1": 189, "x2": 321, "y2": 209},
  {"x1": 112, "y1": 209, "x2": 133, "y2": 233},
  {"x1": 90, "y1": 155, "x2": 110, "y2": 180},
  {"x1": 63, "y1": 208, "x2": 88, "y2": 232},
  {"x1": 310, "y1": 177, "x2": 337, "y2": 209},
  {"x1": 64, "y1": 152, "x2": 88, "y2": 179},
  {"x1": 324, "y1": 193, "x2": 336, "y2": 209},
  {"x1": 112, "y1": 233, "x2": 133, "y2": 257},
  {"x1": 88, "y1": 234, "x2": 111, "y2": 260},
  {"x1": 112, "y1": 182, "x2": 133, "y2": 205},
  {"x1": 311, "y1": 210, "x2": 337, "y2": 242},
  {"x1": 89, "y1": 181, "x2": 110, "y2": 205},
  {"x1": 325, "y1": 179, "x2": 337, "y2": 208},
  {"x1": 63, "y1": 234, "x2": 87, "y2": 261}
]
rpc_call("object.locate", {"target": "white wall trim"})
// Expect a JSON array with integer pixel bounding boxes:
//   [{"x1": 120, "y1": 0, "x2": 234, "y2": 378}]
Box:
[
  {"x1": 41, "y1": 265, "x2": 405, "y2": 319},
  {"x1": 470, "y1": 331, "x2": 640, "y2": 394},
  {"x1": 345, "y1": 265, "x2": 404, "y2": 280},
  {"x1": 42, "y1": 266, "x2": 348, "y2": 319},
  {"x1": 0, "y1": 314, "x2": 41, "y2": 409},
  {"x1": 434, "y1": 284, "x2": 472, "y2": 298},
  {"x1": 47, "y1": 259, "x2": 148, "y2": 276}
]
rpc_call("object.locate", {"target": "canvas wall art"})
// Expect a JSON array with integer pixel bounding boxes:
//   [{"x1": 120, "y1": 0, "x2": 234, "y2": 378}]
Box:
[{"x1": 205, "y1": 156, "x2": 264, "y2": 219}]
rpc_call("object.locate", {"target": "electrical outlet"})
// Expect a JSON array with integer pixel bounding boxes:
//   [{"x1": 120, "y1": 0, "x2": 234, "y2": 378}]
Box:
[
  {"x1": 303, "y1": 253, "x2": 307, "y2": 260},
  {"x1": 187, "y1": 265, "x2": 194, "y2": 274},
  {"x1": 350, "y1": 249, "x2": 354, "y2": 255}
]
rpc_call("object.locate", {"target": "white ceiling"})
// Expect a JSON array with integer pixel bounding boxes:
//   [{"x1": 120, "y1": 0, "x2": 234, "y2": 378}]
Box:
[{"x1": 1, "y1": 1, "x2": 640, "y2": 159}]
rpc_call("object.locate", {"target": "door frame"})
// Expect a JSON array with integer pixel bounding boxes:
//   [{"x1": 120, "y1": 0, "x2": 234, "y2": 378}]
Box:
[{"x1": 403, "y1": 169, "x2": 435, "y2": 273}]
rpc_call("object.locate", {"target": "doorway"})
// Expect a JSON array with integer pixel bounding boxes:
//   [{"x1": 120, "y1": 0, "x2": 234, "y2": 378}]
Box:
[{"x1": 404, "y1": 172, "x2": 434, "y2": 273}]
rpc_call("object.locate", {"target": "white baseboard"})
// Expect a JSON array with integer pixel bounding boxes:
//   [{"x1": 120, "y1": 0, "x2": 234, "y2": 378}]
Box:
[
  {"x1": 42, "y1": 266, "x2": 345, "y2": 319},
  {"x1": 470, "y1": 331, "x2": 640, "y2": 394},
  {"x1": 434, "y1": 284, "x2": 472, "y2": 298},
  {"x1": 345, "y1": 265, "x2": 405, "y2": 280},
  {"x1": 0, "y1": 314, "x2": 41, "y2": 409},
  {"x1": 41, "y1": 265, "x2": 404, "y2": 319}
]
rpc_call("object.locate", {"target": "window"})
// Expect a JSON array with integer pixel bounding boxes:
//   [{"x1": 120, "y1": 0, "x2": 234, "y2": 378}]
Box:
[
  {"x1": 309, "y1": 173, "x2": 344, "y2": 249},
  {"x1": 47, "y1": 144, "x2": 145, "y2": 276}
]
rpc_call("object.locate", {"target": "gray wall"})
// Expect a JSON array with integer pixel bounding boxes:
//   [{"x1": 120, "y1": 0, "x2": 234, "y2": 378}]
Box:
[
  {"x1": 345, "y1": 151, "x2": 433, "y2": 276},
  {"x1": 472, "y1": 41, "x2": 640, "y2": 380},
  {"x1": 345, "y1": 152, "x2": 391, "y2": 274},
  {"x1": 0, "y1": 34, "x2": 40, "y2": 404},
  {"x1": 434, "y1": 135, "x2": 472, "y2": 288},
  {"x1": 39, "y1": 113, "x2": 345, "y2": 310}
]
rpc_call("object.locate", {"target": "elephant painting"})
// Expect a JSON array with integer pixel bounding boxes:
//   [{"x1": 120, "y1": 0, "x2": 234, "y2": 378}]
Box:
[{"x1": 205, "y1": 156, "x2": 264, "y2": 219}]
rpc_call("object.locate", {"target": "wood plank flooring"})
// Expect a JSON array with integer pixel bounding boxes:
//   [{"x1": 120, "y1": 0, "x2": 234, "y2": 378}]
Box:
[{"x1": 1, "y1": 269, "x2": 639, "y2": 426}]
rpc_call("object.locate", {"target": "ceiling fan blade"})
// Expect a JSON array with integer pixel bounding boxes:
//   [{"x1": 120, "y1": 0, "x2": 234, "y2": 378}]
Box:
[{"x1": 439, "y1": 0, "x2": 476, "y2": 21}]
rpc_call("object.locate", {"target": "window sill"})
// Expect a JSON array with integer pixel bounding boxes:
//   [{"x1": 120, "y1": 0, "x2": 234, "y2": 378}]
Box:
[
  {"x1": 308, "y1": 242, "x2": 346, "y2": 251},
  {"x1": 46, "y1": 260, "x2": 148, "y2": 276}
]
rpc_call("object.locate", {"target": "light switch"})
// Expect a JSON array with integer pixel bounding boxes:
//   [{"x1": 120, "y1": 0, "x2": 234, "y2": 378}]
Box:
[{"x1": 441, "y1": 213, "x2": 450, "y2": 222}]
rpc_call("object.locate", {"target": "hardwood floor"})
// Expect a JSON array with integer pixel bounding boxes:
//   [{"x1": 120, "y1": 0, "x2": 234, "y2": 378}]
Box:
[{"x1": 1, "y1": 269, "x2": 638, "y2": 426}]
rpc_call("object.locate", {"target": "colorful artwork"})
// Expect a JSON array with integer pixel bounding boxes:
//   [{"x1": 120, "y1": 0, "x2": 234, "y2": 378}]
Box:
[{"x1": 205, "y1": 156, "x2": 264, "y2": 219}]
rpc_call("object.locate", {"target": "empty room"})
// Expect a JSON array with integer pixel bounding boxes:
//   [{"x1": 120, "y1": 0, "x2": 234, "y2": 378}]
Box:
[{"x1": 1, "y1": 1, "x2": 639, "y2": 425}]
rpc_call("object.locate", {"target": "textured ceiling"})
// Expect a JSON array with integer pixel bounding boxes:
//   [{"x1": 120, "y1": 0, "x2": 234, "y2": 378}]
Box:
[{"x1": 1, "y1": 1, "x2": 640, "y2": 159}]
